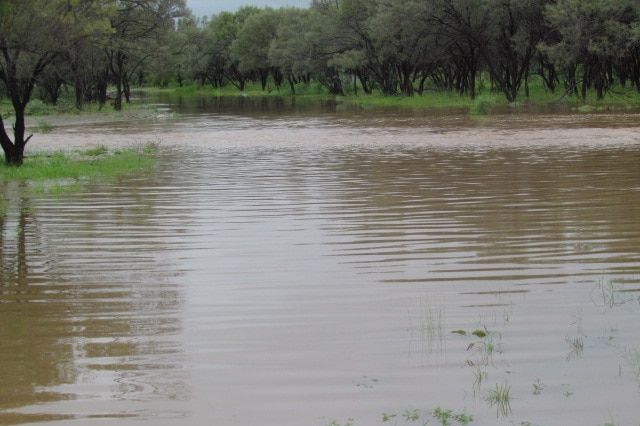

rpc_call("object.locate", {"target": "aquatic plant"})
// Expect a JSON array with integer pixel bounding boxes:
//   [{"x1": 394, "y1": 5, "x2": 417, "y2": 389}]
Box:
[
  {"x1": 469, "y1": 95, "x2": 497, "y2": 115},
  {"x1": 532, "y1": 378, "x2": 545, "y2": 395},
  {"x1": 565, "y1": 335, "x2": 584, "y2": 360},
  {"x1": 410, "y1": 296, "x2": 445, "y2": 356},
  {"x1": 591, "y1": 277, "x2": 635, "y2": 308},
  {"x1": 433, "y1": 407, "x2": 473, "y2": 425},
  {"x1": 484, "y1": 380, "x2": 512, "y2": 418},
  {"x1": 381, "y1": 408, "x2": 426, "y2": 425},
  {"x1": 472, "y1": 365, "x2": 488, "y2": 399},
  {"x1": 325, "y1": 419, "x2": 354, "y2": 426},
  {"x1": 466, "y1": 331, "x2": 502, "y2": 367}
]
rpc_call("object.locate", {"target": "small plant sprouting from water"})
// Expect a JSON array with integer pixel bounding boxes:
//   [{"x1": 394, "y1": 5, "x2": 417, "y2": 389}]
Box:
[
  {"x1": 325, "y1": 419, "x2": 354, "y2": 426},
  {"x1": 532, "y1": 378, "x2": 545, "y2": 395},
  {"x1": 383, "y1": 408, "x2": 472, "y2": 426},
  {"x1": 356, "y1": 376, "x2": 378, "y2": 389},
  {"x1": 484, "y1": 380, "x2": 512, "y2": 418},
  {"x1": 591, "y1": 277, "x2": 635, "y2": 308},
  {"x1": 469, "y1": 95, "x2": 497, "y2": 115},
  {"x1": 466, "y1": 329, "x2": 502, "y2": 367},
  {"x1": 609, "y1": 343, "x2": 640, "y2": 387},
  {"x1": 472, "y1": 365, "x2": 488, "y2": 399},
  {"x1": 570, "y1": 306, "x2": 583, "y2": 335},
  {"x1": 565, "y1": 335, "x2": 584, "y2": 360},
  {"x1": 382, "y1": 408, "x2": 426, "y2": 425},
  {"x1": 432, "y1": 407, "x2": 473, "y2": 425},
  {"x1": 412, "y1": 296, "x2": 445, "y2": 356}
]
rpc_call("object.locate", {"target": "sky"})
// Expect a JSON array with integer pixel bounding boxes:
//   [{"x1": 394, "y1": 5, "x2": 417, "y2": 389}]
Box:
[{"x1": 187, "y1": 0, "x2": 311, "y2": 18}]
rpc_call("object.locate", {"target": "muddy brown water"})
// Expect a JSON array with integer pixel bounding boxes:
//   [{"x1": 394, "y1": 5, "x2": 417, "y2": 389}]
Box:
[{"x1": 2, "y1": 97, "x2": 640, "y2": 425}]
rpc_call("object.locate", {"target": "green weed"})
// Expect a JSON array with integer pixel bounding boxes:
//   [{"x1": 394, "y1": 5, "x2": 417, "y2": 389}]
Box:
[
  {"x1": 533, "y1": 378, "x2": 544, "y2": 395},
  {"x1": 471, "y1": 365, "x2": 488, "y2": 399},
  {"x1": 34, "y1": 119, "x2": 54, "y2": 133},
  {"x1": 484, "y1": 380, "x2": 512, "y2": 418},
  {"x1": 325, "y1": 419, "x2": 354, "y2": 426},
  {"x1": 532, "y1": 378, "x2": 545, "y2": 395},
  {"x1": 466, "y1": 331, "x2": 502, "y2": 367},
  {"x1": 469, "y1": 95, "x2": 498, "y2": 115},
  {"x1": 356, "y1": 376, "x2": 378, "y2": 389},
  {"x1": 432, "y1": 407, "x2": 473, "y2": 425},
  {"x1": 81, "y1": 146, "x2": 109, "y2": 157},
  {"x1": 381, "y1": 409, "x2": 424, "y2": 425}
]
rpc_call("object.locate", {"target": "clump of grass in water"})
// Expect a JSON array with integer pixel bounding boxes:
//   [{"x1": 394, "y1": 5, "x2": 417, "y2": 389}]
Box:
[
  {"x1": 472, "y1": 365, "x2": 488, "y2": 399},
  {"x1": 432, "y1": 407, "x2": 473, "y2": 425},
  {"x1": 469, "y1": 95, "x2": 497, "y2": 115},
  {"x1": 565, "y1": 335, "x2": 584, "y2": 360},
  {"x1": 532, "y1": 378, "x2": 545, "y2": 395},
  {"x1": 591, "y1": 276, "x2": 634, "y2": 308},
  {"x1": 420, "y1": 296, "x2": 445, "y2": 355},
  {"x1": 466, "y1": 329, "x2": 502, "y2": 367},
  {"x1": 484, "y1": 380, "x2": 512, "y2": 418}
]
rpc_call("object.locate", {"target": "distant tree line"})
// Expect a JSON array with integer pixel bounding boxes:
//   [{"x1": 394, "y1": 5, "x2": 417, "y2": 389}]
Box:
[{"x1": 172, "y1": 0, "x2": 640, "y2": 103}]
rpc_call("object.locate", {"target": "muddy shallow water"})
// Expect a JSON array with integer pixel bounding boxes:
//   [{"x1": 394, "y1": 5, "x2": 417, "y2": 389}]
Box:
[{"x1": 2, "y1": 98, "x2": 640, "y2": 425}]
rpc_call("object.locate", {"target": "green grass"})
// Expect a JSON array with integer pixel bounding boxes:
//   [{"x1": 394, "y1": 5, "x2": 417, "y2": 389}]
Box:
[
  {"x1": 484, "y1": 380, "x2": 512, "y2": 418},
  {"x1": 433, "y1": 407, "x2": 474, "y2": 425},
  {"x1": 0, "y1": 144, "x2": 157, "y2": 192},
  {"x1": 146, "y1": 75, "x2": 640, "y2": 113}
]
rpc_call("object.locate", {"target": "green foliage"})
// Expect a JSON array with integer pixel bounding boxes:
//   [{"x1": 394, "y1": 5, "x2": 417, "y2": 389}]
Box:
[
  {"x1": 469, "y1": 95, "x2": 499, "y2": 115},
  {"x1": 325, "y1": 419, "x2": 354, "y2": 426},
  {"x1": 433, "y1": 407, "x2": 474, "y2": 426},
  {"x1": 25, "y1": 99, "x2": 51, "y2": 116},
  {"x1": 484, "y1": 380, "x2": 512, "y2": 418},
  {"x1": 381, "y1": 408, "x2": 427, "y2": 425},
  {"x1": 532, "y1": 378, "x2": 545, "y2": 395},
  {"x1": 471, "y1": 329, "x2": 487, "y2": 338}
]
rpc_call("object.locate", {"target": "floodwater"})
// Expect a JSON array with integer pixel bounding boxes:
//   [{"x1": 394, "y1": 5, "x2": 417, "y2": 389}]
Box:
[{"x1": 2, "y1": 95, "x2": 640, "y2": 425}]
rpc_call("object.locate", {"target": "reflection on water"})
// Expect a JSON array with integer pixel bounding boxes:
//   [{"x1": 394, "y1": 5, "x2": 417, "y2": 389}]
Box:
[
  {"x1": 0, "y1": 175, "x2": 187, "y2": 423},
  {"x1": 2, "y1": 100, "x2": 640, "y2": 425}
]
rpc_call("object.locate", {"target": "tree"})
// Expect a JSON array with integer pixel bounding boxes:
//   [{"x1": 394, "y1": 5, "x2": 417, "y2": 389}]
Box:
[
  {"x1": 311, "y1": 0, "x2": 374, "y2": 94},
  {"x1": 231, "y1": 8, "x2": 283, "y2": 90},
  {"x1": 0, "y1": 0, "x2": 113, "y2": 165},
  {"x1": 269, "y1": 8, "x2": 332, "y2": 94},
  {"x1": 107, "y1": 0, "x2": 186, "y2": 110},
  {"x1": 484, "y1": 0, "x2": 550, "y2": 102},
  {"x1": 431, "y1": 0, "x2": 493, "y2": 99},
  {"x1": 368, "y1": 0, "x2": 434, "y2": 96},
  {"x1": 541, "y1": 0, "x2": 639, "y2": 100}
]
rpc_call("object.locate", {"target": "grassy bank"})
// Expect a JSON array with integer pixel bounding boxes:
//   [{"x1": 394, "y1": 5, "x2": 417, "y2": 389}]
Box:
[{"x1": 0, "y1": 144, "x2": 157, "y2": 199}]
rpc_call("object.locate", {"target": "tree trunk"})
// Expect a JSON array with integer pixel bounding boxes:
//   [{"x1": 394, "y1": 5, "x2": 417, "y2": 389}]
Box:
[{"x1": 0, "y1": 109, "x2": 32, "y2": 166}]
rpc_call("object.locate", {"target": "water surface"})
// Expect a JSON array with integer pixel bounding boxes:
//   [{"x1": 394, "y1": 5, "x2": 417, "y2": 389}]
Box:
[{"x1": 2, "y1": 97, "x2": 640, "y2": 425}]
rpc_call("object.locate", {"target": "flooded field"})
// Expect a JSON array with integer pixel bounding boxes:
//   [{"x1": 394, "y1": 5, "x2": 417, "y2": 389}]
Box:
[{"x1": 1, "y1": 97, "x2": 640, "y2": 425}]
